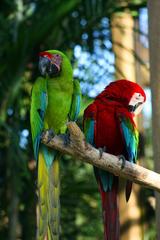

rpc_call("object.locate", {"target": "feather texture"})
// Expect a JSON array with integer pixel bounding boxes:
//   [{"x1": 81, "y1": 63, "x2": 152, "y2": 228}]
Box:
[
  {"x1": 83, "y1": 79, "x2": 145, "y2": 239},
  {"x1": 30, "y1": 50, "x2": 81, "y2": 239},
  {"x1": 69, "y1": 79, "x2": 81, "y2": 121},
  {"x1": 118, "y1": 114, "x2": 139, "y2": 201},
  {"x1": 84, "y1": 102, "x2": 119, "y2": 240},
  {"x1": 119, "y1": 115, "x2": 139, "y2": 163},
  {"x1": 37, "y1": 151, "x2": 49, "y2": 239},
  {"x1": 30, "y1": 77, "x2": 48, "y2": 162}
]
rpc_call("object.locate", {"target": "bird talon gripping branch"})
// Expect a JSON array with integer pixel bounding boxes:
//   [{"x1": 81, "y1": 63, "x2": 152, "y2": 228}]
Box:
[
  {"x1": 98, "y1": 146, "x2": 107, "y2": 159},
  {"x1": 48, "y1": 129, "x2": 55, "y2": 137},
  {"x1": 40, "y1": 129, "x2": 55, "y2": 143},
  {"x1": 46, "y1": 129, "x2": 55, "y2": 143},
  {"x1": 118, "y1": 155, "x2": 126, "y2": 169},
  {"x1": 59, "y1": 133, "x2": 70, "y2": 146}
]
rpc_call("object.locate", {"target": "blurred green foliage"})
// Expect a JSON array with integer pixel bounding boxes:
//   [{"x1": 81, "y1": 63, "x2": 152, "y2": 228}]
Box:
[{"x1": 0, "y1": 0, "x2": 155, "y2": 240}]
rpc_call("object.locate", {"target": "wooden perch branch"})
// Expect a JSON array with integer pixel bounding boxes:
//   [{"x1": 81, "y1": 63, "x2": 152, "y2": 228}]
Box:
[{"x1": 41, "y1": 122, "x2": 160, "y2": 193}]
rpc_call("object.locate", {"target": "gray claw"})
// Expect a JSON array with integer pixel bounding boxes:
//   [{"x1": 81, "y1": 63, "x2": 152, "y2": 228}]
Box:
[
  {"x1": 41, "y1": 129, "x2": 55, "y2": 143},
  {"x1": 59, "y1": 133, "x2": 70, "y2": 146},
  {"x1": 118, "y1": 155, "x2": 126, "y2": 169},
  {"x1": 47, "y1": 129, "x2": 55, "y2": 143},
  {"x1": 48, "y1": 129, "x2": 55, "y2": 138},
  {"x1": 99, "y1": 146, "x2": 107, "y2": 159}
]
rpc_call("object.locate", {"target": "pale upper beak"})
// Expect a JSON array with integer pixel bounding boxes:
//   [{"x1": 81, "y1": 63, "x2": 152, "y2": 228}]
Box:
[{"x1": 128, "y1": 93, "x2": 145, "y2": 115}]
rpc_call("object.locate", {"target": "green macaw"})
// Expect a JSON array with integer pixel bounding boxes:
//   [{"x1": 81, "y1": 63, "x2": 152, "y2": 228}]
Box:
[{"x1": 30, "y1": 50, "x2": 81, "y2": 240}]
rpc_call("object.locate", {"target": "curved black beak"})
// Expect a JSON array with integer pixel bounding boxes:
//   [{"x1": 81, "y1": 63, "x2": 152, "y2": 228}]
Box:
[
  {"x1": 39, "y1": 56, "x2": 60, "y2": 77},
  {"x1": 128, "y1": 102, "x2": 142, "y2": 112},
  {"x1": 47, "y1": 62, "x2": 60, "y2": 77},
  {"x1": 128, "y1": 105, "x2": 136, "y2": 112}
]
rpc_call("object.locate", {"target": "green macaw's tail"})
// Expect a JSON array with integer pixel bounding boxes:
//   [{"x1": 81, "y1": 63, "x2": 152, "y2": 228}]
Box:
[{"x1": 37, "y1": 149, "x2": 60, "y2": 240}]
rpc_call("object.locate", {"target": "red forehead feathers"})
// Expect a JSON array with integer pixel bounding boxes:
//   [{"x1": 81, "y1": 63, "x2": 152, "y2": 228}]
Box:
[{"x1": 39, "y1": 51, "x2": 52, "y2": 59}]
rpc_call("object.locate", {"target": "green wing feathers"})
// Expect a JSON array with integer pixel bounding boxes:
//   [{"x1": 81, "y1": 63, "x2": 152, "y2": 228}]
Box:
[
  {"x1": 30, "y1": 77, "x2": 48, "y2": 161},
  {"x1": 69, "y1": 80, "x2": 81, "y2": 121}
]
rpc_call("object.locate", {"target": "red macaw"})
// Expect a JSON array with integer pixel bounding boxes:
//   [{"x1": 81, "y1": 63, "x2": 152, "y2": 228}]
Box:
[{"x1": 83, "y1": 80, "x2": 146, "y2": 240}]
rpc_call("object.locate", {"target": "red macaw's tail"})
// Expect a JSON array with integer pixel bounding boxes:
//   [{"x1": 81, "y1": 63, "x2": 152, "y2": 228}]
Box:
[{"x1": 98, "y1": 176, "x2": 120, "y2": 240}]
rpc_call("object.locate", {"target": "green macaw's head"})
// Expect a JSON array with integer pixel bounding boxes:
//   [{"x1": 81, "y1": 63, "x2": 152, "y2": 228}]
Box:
[{"x1": 39, "y1": 50, "x2": 72, "y2": 78}]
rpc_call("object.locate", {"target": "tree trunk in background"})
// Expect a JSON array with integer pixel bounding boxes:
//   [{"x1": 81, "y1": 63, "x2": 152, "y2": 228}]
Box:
[
  {"x1": 8, "y1": 192, "x2": 19, "y2": 240},
  {"x1": 111, "y1": 12, "x2": 143, "y2": 240},
  {"x1": 148, "y1": 1, "x2": 160, "y2": 239},
  {"x1": 7, "y1": 153, "x2": 20, "y2": 240},
  {"x1": 134, "y1": 19, "x2": 149, "y2": 88},
  {"x1": 6, "y1": 146, "x2": 20, "y2": 240},
  {"x1": 111, "y1": 12, "x2": 136, "y2": 81}
]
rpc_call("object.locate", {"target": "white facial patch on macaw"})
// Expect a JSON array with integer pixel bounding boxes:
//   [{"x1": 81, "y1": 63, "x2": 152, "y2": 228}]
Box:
[{"x1": 129, "y1": 92, "x2": 145, "y2": 115}]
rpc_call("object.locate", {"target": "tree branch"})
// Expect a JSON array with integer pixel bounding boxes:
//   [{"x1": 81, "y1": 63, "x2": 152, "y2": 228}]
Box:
[{"x1": 41, "y1": 122, "x2": 160, "y2": 193}]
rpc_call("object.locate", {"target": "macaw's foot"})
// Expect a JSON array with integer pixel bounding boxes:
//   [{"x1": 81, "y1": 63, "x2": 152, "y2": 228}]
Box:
[
  {"x1": 59, "y1": 133, "x2": 70, "y2": 146},
  {"x1": 118, "y1": 155, "x2": 126, "y2": 169},
  {"x1": 41, "y1": 129, "x2": 55, "y2": 143},
  {"x1": 47, "y1": 129, "x2": 55, "y2": 143},
  {"x1": 98, "y1": 146, "x2": 107, "y2": 159}
]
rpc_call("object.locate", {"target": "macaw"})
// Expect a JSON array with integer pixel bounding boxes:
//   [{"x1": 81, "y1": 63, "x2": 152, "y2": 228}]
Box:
[
  {"x1": 30, "y1": 50, "x2": 81, "y2": 240},
  {"x1": 83, "y1": 80, "x2": 146, "y2": 240}
]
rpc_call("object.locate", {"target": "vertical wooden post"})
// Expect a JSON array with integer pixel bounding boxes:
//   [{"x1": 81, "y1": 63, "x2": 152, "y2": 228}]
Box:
[
  {"x1": 111, "y1": 12, "x2": 136, "y2": 81},
  {"x1": 148, "y1": 1, "x2": 160, "y2": 239},
  {"x1": 111, "y1": 12, "x2": 143, "y2": 240}
]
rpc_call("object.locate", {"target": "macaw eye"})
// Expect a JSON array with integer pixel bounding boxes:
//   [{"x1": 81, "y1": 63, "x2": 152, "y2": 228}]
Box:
[{"x1": 135, "y1": 93, "x2": 142, "y2": 100}]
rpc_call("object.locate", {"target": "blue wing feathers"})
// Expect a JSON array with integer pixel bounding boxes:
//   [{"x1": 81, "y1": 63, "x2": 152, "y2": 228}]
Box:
[
  {"x1": 34, "y1": 135, "x2": 41, "y2": 162},
  {"x1": 69, "y1": 80, "x2": 81, "y2": 121},
  {"x1": 75, "y1": 95, "x2": 81, "y2": 120},
  {"x1": 35, "y1": 91, "x2": 56, "y2": 167},
  {"x1": 31, "y1": 78, "x2": 56, "y2": 168},
  {"x1": 84, "y1": 116, "x2": 113, "y2": 192},
  {"x1": 40, "y1": 91, "x2": 47, "y2": 116},
  {"x1": 41, "y1": 145, "x2": 56, "y2": 168},
  {"x1": 32, "y1": 91, "x2": 48, "y2": 162},
  {"x1": 37, "y1": 91, "x2": 47, "y2": 120},
  {"x1": 84, "y1": 119, "x2": 95, "y2": 145},
  {"x1": 72, "y1": 94, "x2": 81, "y2": 121},
  {"x1": 119, "y1": 115, "x2": 139, "y2": 201},
  {"x1": 95, "y1": 169, "x2": 113, "y2": 192},
  {"x1": 120, "y1": 116, "x2": 138, "y2": 163}
]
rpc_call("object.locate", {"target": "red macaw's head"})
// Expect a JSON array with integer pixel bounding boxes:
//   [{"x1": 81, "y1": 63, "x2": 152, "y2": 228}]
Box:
[
  {"x1": 39, "y1": 51, "x2": 62, "y2": 77},
  {"x1": 97, "y1": 79, "x2": 146, "y2": 115}
]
